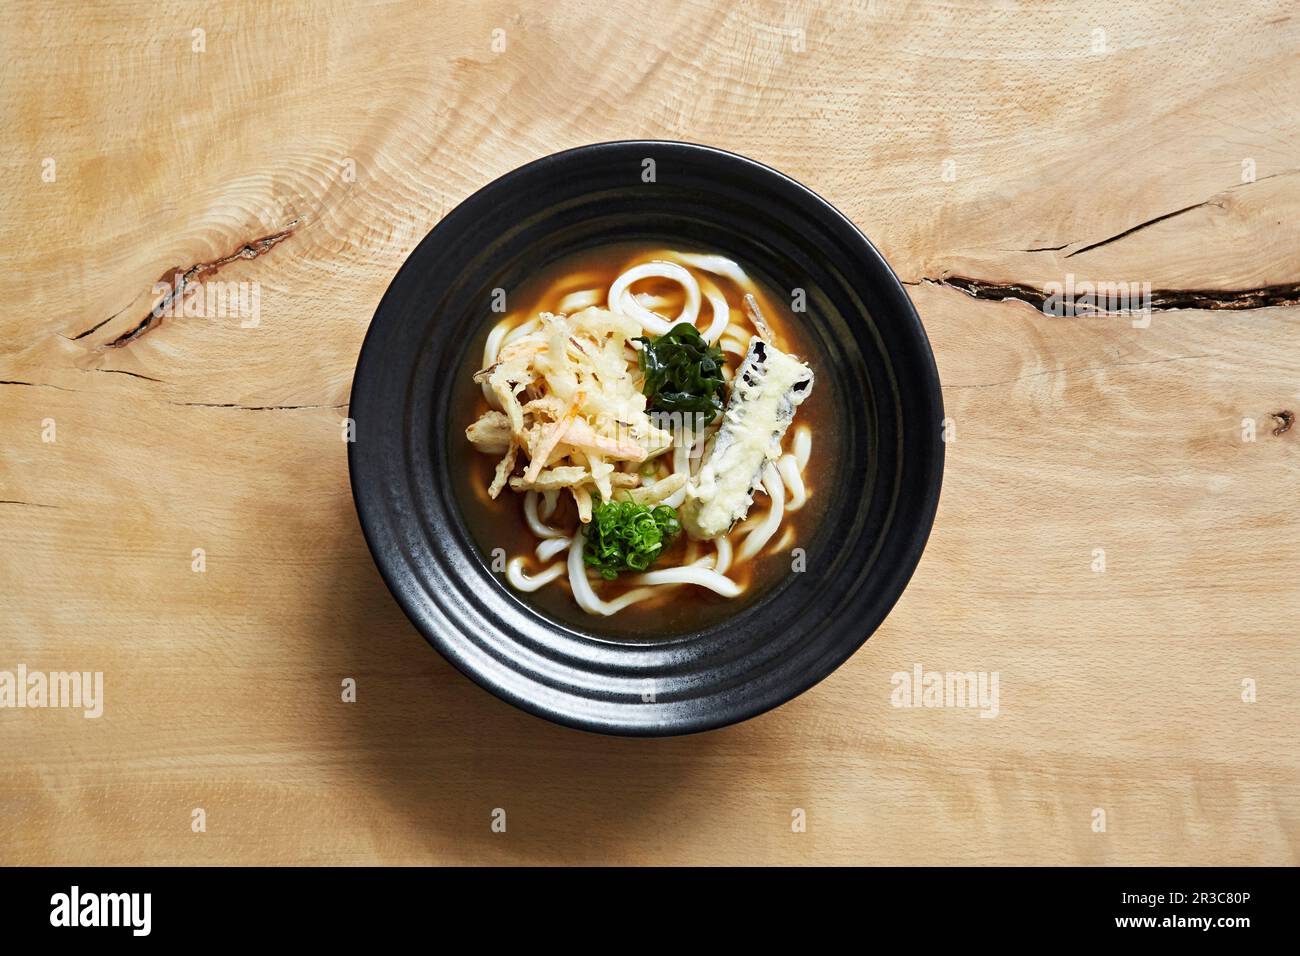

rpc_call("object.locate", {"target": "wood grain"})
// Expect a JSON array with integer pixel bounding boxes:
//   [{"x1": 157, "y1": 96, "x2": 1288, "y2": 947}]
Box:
[{"x1": 1, "y1": 0, "x2": 1296, "y2": 865}]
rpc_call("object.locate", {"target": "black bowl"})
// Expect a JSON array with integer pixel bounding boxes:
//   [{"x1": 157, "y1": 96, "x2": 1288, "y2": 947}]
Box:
[{"x1": 348, "y1": 141, "x2": 943, "y2": 736}]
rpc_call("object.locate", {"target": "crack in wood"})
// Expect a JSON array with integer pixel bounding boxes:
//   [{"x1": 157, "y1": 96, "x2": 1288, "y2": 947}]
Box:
[
  {"x1": 1062, "y1": 201, "x2": 1219, "y2": 259},
  {"x1": 70, "y1": 307, "x2": 125, "y2": 341},
  {"x1": 1015, "y1": 169, "x2": 1297, "y2": 259},
  {"x1": 925, "y1": 276, "x2": 1300, "y2": 313},
  {"x1": 0, "y1": 379, "x2": 78, "y2": 391},
  {"x1": 86, "y1": 368, "x2": 168, "y2": 384},
  {"x1": 167, "y1": 401, "x2": 348, "y2": 411},
  {"x1": 93, "y1": 218, "x2": 301, "y2": 348}
]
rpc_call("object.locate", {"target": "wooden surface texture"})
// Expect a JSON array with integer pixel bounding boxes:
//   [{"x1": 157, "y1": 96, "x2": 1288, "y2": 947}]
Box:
[{"x1": 1, "y1": 0, "x2": 1296, "y2": 864}]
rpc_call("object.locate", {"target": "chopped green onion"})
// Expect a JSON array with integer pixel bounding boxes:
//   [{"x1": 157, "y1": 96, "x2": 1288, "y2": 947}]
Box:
[{"x1": 583, "y1": 499, "x2": 681, "y2": 580}]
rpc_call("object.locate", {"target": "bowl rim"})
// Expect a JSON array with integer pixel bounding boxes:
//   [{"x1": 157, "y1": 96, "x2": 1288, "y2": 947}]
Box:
[{"x1": 348, "y1": 139, "x2": 944, "y2": 736}]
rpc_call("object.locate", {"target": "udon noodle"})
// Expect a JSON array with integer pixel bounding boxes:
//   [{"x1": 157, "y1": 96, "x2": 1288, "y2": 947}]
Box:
[{"x1": 465, "y1": 248, "x2": 815, "y2": 617}]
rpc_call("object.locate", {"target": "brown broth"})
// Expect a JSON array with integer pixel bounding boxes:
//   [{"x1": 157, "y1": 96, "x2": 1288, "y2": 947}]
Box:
[{"x1": 448, "y1": 243, "x2": 841, "y2": 638}]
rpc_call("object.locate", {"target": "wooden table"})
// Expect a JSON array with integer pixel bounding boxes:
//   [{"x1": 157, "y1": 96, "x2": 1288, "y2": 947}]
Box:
[{"x1": 2, "y1": 0, "x2": 1296, "y2": 866}]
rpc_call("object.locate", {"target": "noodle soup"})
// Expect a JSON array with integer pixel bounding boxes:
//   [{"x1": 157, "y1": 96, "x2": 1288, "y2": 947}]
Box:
[{"x1": 451, "y1": 243, "x2": 839, "y2": 637}]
